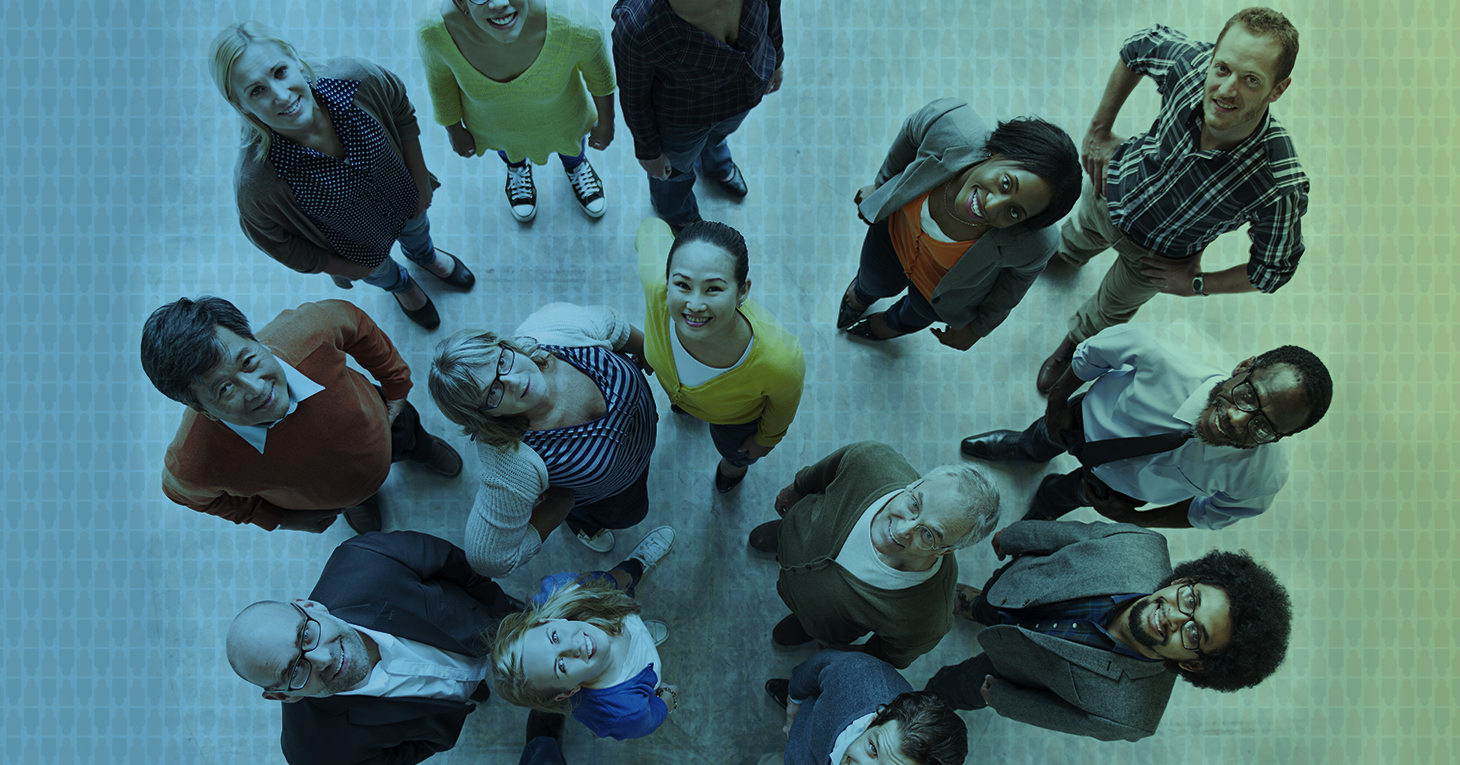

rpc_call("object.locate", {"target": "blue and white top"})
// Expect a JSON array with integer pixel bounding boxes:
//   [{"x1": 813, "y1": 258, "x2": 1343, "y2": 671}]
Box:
[
  {"x1": 267, "y1": 77, "x2": 418, "y2": 268},
  {"x1": 522, "y1": 345, "x2": 658, "y2": 506}
]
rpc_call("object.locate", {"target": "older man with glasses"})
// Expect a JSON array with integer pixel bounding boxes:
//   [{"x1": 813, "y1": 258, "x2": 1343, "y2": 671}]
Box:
[
  {"x1": 959, "y1": 324, "x2": 1332, "y2": 529},
  {"x1": 924, "y1": 520, "x2": 1293, "y2": 742},
  {"x1": 224, "y1": 531, "x2": 550, "y2": 765},
  {"x1": 747, "y1": 441, "x2": 1001, "y2": 669}
]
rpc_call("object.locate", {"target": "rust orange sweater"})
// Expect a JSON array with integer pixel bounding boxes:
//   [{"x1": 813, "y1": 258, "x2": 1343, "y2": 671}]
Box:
[{"x1": 160, "y1": 300, "x2": 412, "y2": 530}]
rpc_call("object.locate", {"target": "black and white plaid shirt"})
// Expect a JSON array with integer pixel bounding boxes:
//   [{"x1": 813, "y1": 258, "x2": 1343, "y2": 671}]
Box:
[{"x1": 1106, "y1": 25, "x2": 1309, "y2": 293}]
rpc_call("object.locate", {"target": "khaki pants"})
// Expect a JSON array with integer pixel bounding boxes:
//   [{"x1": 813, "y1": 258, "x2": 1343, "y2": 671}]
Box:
[{"x1": 1057, "y1": 184, "x2": 1192, "y2": 343}]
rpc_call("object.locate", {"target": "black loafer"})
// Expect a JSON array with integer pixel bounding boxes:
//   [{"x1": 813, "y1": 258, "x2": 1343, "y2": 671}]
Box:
[
  {"x1": 772, "y1": 613, "x2": 814, "y2": 646},
  {"x1": 716, "y1": 162, "x2": 749, "y2": 198},
  {"x1": 343, "y1": 495, "x2": 383, "y2": 534},
  {"x1": 421, "y1": 436, "x2": 463, "y2": 478},
  {"x1": 958, "y1": 430, "x2": 1025, "y2": 461},
  {"x1": 845, "y1": 314, "x2": 904, "y2": 341},
  {"x1": 836, "y1": 281, "x2": 868, "y2": 329},
  {"x1": 715, "y1": 465, "x2": 747, "y2": 494},
  {"x1": 395, "y1": 290, "x2": 441, "y2": 330},
  {"x1": 765, "y1": 679, "x2": 790, "y2": 709},
  {"x1": 435, "y1": 250, "x2": 475, "y2": 290},
  {"x1": 748, "y1": 520, "x2": 781, "y2": 553}
]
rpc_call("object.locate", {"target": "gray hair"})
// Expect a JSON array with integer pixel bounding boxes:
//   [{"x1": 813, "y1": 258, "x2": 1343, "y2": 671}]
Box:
[
  {"x1": 922, "y1": 463, "x2": 1000, "y2": 550},
  {"x1": 429, "y1": 329, "x2": 552, "y2": 449}
]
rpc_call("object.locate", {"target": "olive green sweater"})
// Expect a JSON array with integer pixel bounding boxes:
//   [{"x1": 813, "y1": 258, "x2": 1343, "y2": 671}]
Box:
[{"x1": 776, "y1": 441, "x2": 957, "y2": 669}]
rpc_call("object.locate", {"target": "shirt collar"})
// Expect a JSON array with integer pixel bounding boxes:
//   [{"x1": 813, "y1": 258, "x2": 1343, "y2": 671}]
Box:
[
  {"x1": 1173, "y1": 375, "x2": 1225, "y2": 427},
  {"x1": 220, "y1": 358, "x2": 325, "y2": 454}
]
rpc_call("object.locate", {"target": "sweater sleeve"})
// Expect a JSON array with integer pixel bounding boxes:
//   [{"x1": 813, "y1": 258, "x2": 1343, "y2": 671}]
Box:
[
  {"x1": 464, "y1": 441, "x2": 551, "y2": 577},
  {"x1": 352, "y1": 57, "x2": 422, "y2": 140},
  {"x1": 514, "y1": 303, "x2": 632, "y2": 352},
  {"x1": 234, "y1": 167, "x2": 335, "y2": 274},
  {"x1": 415, "y1": 16, "x2": 466, "y2": 128},
  {"x1": 572, "y1": 3, "x2": 616, "y2": 96},
  {"x1": 572, "y1": 667, "x2": 668, "y2": 740},
  {"x1": 317, "y1": 300, "x2": 413, "y2": 401},
  {"x1": 793, "y1": 441, "x2": 894, "y2": 497},
  {"x1": 161, "y1": 451, "x2": 288, "y2": 530},
  {"x1": 635, "y1": 217, "x2": 673, "y2": 294},
  {"x1": 751, "y1": 337, "x2": 805, "y2": 447}
]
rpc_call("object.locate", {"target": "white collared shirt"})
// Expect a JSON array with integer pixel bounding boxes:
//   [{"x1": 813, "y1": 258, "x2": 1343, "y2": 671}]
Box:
[
  {"x1": 827, "y1": 711, "x2": 877, "y2": 765},
  {"x1": 335, "y1": 624, "x2": 490, "y2": 703},
  {"x1": 1071, "y1": 325, "x2": 1292, "y2": 530},
  {"x1": 220, "y1": 358, "x2": 326, "y2": 454}
]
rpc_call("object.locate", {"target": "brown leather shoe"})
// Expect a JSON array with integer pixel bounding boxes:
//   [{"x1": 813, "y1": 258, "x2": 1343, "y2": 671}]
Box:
[
  {"x1": 1036, "y1": 337, "x2": 1078, "y2": 394},
  {"x1": 748, "y1": 520, "x2": 782, "y2": 553},
  {"x1": 420, "y1": 436, "x2": 462, "y2": 478}
]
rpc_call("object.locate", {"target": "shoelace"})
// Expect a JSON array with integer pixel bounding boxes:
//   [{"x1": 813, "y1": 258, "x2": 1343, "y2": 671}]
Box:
[
  {"x1": 568, "y1": 165, "x2": 602, "y2": 197},
  {"x1": 506, "y1": 166, "x2": 534, "y2": 201}
]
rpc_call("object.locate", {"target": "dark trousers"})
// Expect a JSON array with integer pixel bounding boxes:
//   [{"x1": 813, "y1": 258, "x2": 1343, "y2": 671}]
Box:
[
  {"x1": 1011, "y1": 395, "x2": 1132, "y2": 521},
  {"x1": 923, "y1": 563, "x2": 1013, "y2": 710},
  {"x1": 518, "y1": 736, "x2": 567, "y2": 765},
  {"x1": 563, "y1": 464, "x2": 652, "y2": 537},
  {"x1": 852, "y1": 218, "x2": 941, "y2": 333},
  {"x1": 380, "y1": 389, "x2": 436, "y2": 465}
]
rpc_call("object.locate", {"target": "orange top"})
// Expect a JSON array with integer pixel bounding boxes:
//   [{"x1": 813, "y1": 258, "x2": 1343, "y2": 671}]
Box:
[{"x1": 889, "y1": 192, "x2": 977, "y2": 301}]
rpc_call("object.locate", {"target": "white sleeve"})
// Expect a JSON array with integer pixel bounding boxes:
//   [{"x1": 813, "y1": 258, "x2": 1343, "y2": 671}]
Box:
[{"x1": 463, "y1": 441, "x2": 551, "y2": 577}]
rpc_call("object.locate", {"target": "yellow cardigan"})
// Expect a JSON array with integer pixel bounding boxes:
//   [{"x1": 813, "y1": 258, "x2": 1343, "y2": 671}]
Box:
[
  {"x1": 635, "y1": 219, "x2": 806, "y2": 448},
  {"x1": 416, "y1": 0, "x2": 615, "y2": 164}
]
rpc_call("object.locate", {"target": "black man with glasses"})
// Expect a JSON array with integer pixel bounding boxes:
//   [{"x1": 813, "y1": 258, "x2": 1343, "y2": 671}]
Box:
[
  {"x1": 925, "y1": 521, "x2": 1293, "y2": 742},
  {"x1": 959, "y1": 324, "x2": 1331, "y2": 528},
  {"x1": 747, "y1": 441, "x2": 1001, "y2": 669},
  {"x1": 224, "y1": 530, "x2": 544, "y2": 765}
]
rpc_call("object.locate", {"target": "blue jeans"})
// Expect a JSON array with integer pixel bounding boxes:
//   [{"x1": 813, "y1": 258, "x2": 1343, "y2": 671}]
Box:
[
  {"x1": 500, "y1": 138, "x2": 586, "y2": 170},
  {"x1": 852, "y1": 218, "x2": 941, "y2": 333},
  {"x1": 648, "y1": 110, "x2": 749, "y2": 225},
  {"x1": 359, "y1": 212, "x2": 436, "y2": 295},
  {"x1": 518, "y1": 735, "x2": 566, "y2": 765},
  {"x1": 708, "y1": 418, "x2": 762, "y2": 468}
]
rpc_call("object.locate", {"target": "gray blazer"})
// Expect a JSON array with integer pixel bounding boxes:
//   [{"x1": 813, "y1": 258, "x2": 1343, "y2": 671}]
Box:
[
  {"x1": 979, "y1": 520, "x2": 1177, "y2": 742},
  {"x1": 857, "y1": 98, "x2": 1059, "y2": 336},
  {"x1": 784, "y1": 652, "x2": 913, "y2": 765}
]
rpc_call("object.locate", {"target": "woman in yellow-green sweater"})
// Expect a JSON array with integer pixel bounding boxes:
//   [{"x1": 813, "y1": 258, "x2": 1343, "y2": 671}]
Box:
[
  {"x1": 635, "y1": 218, "x2": 806, "y2": 493},
  {"x1": 416, "y1": 0, "x2": 615, "y2": 221}
]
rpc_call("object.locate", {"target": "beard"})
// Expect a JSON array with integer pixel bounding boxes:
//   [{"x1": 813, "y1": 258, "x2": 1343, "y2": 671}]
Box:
[
  {"x1": 1126, "y1": 598, "x2": 1164, "y2": 650},
  {"x1": 1193, "y1": 383, "x2": 1259, "y2": 451}
]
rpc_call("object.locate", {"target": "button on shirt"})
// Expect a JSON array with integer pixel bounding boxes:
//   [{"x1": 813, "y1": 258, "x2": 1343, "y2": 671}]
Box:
[
  {"x1": 1072, "y1": 324, "x2": 1291, "y2": 530},
  {"x1": 611, "y1": 0, "x2": 785, "y2": 159},
  {"x1": 1105, "y1": 25, "x2": 1308, "y2": 293},
  {"x1": 221, "y1": 358, "x2": 326, "y2": 455},
  {"x1": 268, "y1": 77, "x2": 420, "y2": 269},
  {"x1": 337, "y1": 625, "x2": 490, "y2": 703},
  {"x1": 998, "y1": 594, "x2": 1158, "y2": 662}
]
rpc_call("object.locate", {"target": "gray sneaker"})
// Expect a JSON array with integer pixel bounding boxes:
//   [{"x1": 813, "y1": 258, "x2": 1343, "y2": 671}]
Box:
[{"x1": 628, "y1": 526, "x2": 676, "y2": 571}]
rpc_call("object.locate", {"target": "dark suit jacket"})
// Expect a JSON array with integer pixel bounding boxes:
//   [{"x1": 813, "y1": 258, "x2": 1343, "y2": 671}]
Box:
[
  {"x1": 981, "y1": 521, "x2": 1177, "y2": 741},
  {"x1": 784, "y1": 652, "x2": 912, "y2": 765},
  {"x1": 279, "y1": 531, "x2": 513, "y2": 765}
]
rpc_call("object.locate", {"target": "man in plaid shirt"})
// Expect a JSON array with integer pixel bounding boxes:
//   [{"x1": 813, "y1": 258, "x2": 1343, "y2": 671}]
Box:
[
  {"x1": 611, "y1": 0, "x2": 785, "y2": 229},
  {"x1": 1037, "y1": 8, "x2": 1309, "y2": 394}
]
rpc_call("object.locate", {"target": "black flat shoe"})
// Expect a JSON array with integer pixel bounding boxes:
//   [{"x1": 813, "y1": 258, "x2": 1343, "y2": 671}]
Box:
[
  {"x1": 394, "y1": 290, "x2": 441, "y2": 330},
  {"x1": 434, "y1": 250, "x2": 475, "y2": 290},
  {"x1": 715, "y1": 465, "x2": 747, "y2": 494},
  {"x1": 765, "y1": 679, "x2": 790, "y2": 709},
  {"x1": 836, "y1": 281, "x2": 868, "y2": 329},
  {"x1": 844, "y1": 314, "x2": 903, "y2": 341}
]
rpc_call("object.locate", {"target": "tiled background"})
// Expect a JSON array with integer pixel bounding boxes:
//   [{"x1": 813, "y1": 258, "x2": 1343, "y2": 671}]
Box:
[{"x1": 2, "y1": 0, "x2": 1454, "y2": 763}]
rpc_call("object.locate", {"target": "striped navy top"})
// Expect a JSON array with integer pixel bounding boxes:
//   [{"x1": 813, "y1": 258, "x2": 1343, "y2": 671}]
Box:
[
  {"x1": 267, "y1": 77, "x2": 419, "y2": 269},
  {"x1": 523, "y1": 345, "x2": 658, "y2": 505}
]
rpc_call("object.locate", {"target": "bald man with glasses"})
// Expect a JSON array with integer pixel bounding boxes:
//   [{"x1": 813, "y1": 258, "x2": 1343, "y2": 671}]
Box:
[
  {"x1": 224, "y1": 531, "x2": 553, "y2": 765},
  {"x1": 959, "y1": 324, "x2": 1332, "y2": 529}
]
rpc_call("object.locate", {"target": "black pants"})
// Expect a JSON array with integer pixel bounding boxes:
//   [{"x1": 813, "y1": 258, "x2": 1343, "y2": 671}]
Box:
[
  {"x1": 378, "y1": 387, "x2": 436, "y2": 465},
  {"x1": 923, "y1": 563, "x2": 1013, "y2": 710},
  {"x1": 563, "y1": 464, "x2": 652, "y2": 537},
  {"x1": 1012, "y1": 396, "x2": 1132, "y2": 520}
]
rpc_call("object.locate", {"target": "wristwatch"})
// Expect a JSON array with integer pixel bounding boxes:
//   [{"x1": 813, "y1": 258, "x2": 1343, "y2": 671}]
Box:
[{"x1": 1191, "y1": 273, "x2": 1207, "y2": 296}]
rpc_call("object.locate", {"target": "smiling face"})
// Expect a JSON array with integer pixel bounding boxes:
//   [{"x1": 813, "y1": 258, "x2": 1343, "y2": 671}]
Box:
[
  {"x1": 455, "y1": 0, "x2": 536, "y2": 44},
  {"x1": 230, "y1": 600, "x2": 376, "y2": 701},
  {"x1": 950, "y1": 156, "x2": 1054, "y2": 229},
  {"x1": 475, "y1": 346, "x2": 550, "y2": 420},
  {"x1": 1202, "y1": 25, "x2": 1291, "y2": 141},
  {"x1": 1194, "y1": 361, "x2": 1310, "y2": 449},
  {"x1": 227, "y1": 41, "x2": 317, "y2": 137},
  {"x1": 1124, "y1": 581, "x2": 1234, "y2": 668},
  {"x1": 666, "y1": 240, "x2": 750, "y2": 343},
  {"x1": 189, "y1": 326, "x2": 291, "y2": 426},
  {"x1": 519, "y1": 619, "x2": 615, "y2": 700},
  {"x1": 841, "y1": 720, "x2": 914, "y2": 765},
  {"x1": 870, "y1": 473, "x2": 971, "y2": 567}
]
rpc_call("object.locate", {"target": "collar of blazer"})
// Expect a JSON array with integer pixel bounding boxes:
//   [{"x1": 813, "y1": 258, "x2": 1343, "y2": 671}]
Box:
[{"x1": 979, "y1": 624, "x2": 1175, "y2": 681}]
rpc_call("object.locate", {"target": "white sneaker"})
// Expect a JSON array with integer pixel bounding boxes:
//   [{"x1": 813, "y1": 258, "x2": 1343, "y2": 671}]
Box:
[
  {"x1": 505, "y1": 163, "x2": 537, "y2": 222},
  {"x1": 565, "y1": 159, "x2": 606, "y2": 218},
  {"x1": 644, "y1": 619, "x2": 668, "y2": 646},
  {"x1": 628, "y1": 526, "x2": 675, "y2": 571},
  {"x1": 574, "y1": 528, "x2": 615, "y2": 553}
]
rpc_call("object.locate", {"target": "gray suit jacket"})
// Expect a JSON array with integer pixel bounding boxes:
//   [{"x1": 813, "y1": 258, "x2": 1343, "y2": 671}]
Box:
[
  {"x1": 980, "y1": 521, "x2": 1177, "y2": 742},
  {"x1": 784, "y1": 652, "x2": 912, "y2": 765},
  {"x1": 856, "y1": 98, "x2": 1059, "y2": 336}
]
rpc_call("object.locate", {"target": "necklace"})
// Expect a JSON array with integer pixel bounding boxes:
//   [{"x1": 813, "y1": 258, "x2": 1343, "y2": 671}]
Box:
[{"x1": 941, "y1": 174, "x2": 991, "y2": 233}]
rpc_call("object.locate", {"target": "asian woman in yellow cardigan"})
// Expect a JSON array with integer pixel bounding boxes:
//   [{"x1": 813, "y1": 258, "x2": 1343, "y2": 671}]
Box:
[{"x1": 634, "y1": 218, "x2": 805, "y2": 493}]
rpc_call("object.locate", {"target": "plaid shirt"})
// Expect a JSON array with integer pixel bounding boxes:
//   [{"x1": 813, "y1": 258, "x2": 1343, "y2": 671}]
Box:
[
  {"x1": 611, "y1": 0, "x2": 784, "y2": 160},
  {"x1": 1106, "y1": 25, "x2": 1308, "y2": 293},
  {"x1": 998, "y1": 593, "x2": 1159, "y2": 662}
]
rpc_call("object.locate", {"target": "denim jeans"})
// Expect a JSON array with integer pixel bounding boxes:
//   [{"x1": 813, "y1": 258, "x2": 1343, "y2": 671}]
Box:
[
  {"x1": 648, "y1": 110, "x2": 749, "y2": 225},
  {"x1": 852, "y1": 218, "x2": 941, "y2": 333},
  {"x1": 500, "y1": 138, "x2": 586, "y2": 170},
  {"x1": 708, "y1": 418, "x2": 763, "y2": 468},
  {"x1": 359, "y1": 212, "x2": 436, "y2": 295}
]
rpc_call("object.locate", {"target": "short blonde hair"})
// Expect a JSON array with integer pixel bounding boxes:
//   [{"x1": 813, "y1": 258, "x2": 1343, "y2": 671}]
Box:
[
  {"x1": 429, "y1": 329, "x2": 553, "y2": 449},
  {"x1": 207, "y1": 21, "x2": 316, "y2": 162},
  {"x1": 489, "y1": 577, "x2": 641, "y2": 714}
]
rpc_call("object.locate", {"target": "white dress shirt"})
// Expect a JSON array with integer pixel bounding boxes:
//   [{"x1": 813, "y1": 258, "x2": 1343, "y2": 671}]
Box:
[
  {"x1": 1071, "y1": 324, "x2": 1291, "y2": 530},
  {"x1": 337, "y1": 624, "x2": 490, "y2": 703}
]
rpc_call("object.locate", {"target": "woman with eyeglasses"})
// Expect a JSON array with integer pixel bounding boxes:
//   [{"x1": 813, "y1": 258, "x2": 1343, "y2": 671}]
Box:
[
  {"x1": 416, "y1": 0, "x2": 615, "y2": 221},
  {"x1": 633, "y1": 218, "x2": 804, "y2": 493},
  {"x1": 429, "y1": 303, "x2": 657, "y2": 576},
  {"x1": 209, "y1": 22, "x2": 475, "y2": 331},
  {"x1": 837, "y1": 98, "x2": 1081, "y2": 349}
]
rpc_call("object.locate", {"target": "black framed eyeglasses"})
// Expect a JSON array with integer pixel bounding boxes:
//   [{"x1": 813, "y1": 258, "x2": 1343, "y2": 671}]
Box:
[
  {"x1": 1173, "y1": 583, "x2": 1208, "y2": 657},
  {"x1": 282, "y1": 603, "x2": 321, "y2": 692},
  {"x1": 1222, "y1": 372, "x2": 1291, "y2": 444},
  {"x1": 480, "y1": 347, "x2": 516, "y2": 411}
]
